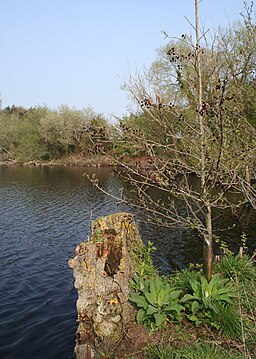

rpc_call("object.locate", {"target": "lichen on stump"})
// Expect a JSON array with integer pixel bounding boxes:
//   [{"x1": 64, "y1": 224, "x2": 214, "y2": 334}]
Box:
[{"x1": 68, "y1": 212, "x2": 143, "y2": 359}]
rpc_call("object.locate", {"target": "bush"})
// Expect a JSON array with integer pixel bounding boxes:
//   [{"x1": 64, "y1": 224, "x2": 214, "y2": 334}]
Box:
[
  {"x1": 180, "y1": 274, "x2": 237, "y2": 327},
  {"x1": 168, "y1": 267, "x2": 203, "y2": 296},
  {"x1": 129, "y1": 275, "x2": 183, "y2": 330}
]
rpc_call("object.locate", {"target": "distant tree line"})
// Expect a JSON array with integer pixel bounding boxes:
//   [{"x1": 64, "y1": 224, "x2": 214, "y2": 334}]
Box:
[{"x1": 0, "y1": 105, "x2": 113, "y2": 162}]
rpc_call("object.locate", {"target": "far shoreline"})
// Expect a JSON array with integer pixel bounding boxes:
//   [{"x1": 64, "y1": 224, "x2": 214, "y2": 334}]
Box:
[
  {"x1": 0, "y1": 154, "x2": 153, "y2": 169},
  {"x1": 0, "y1": 154, "x2": 115, "y2": 168}
]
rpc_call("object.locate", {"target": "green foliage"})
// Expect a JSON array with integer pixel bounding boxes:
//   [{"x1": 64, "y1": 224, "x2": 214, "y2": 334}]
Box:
[
  {"x1": 214, "y1": 236, "x2": 233, "y2": 255},
  {"x1": 132, "y1": 241, "x2": 158, "y2": 279},
  {"x1": 0, "y1": 105, "x2": 111, "y2": 162},
  {"x1": 211, "y1": 302, "x2": 242, "y2": 340},
  {"x1": 180, "y1": 274, "x2": 236, "y2": 327},
  {"x1": 0, "y1": 112, "x2": 21, "y2": 158},
  {"x1": 13, "y1": 116, "x2": 45, "y2": 162},
  {"x1": 130, "y1": 275, "x2": 183, "y2": 330},
  {"x1": 168, "y1": 267, "x2": 203, "y2": 297},
  {"x1": 0, "y1": 106, "x2": 50, "y2": 162},
  {"x1": 145, "y1": 342, "x2": 244, "y2": 359},
  {"x1": 39, "y1": 109, "x2": 82, "y2": 158},
  {"x1": 214, "y1": 253, "x2": 256, "y2": 351},
  {"x1": 214, "y1": 253, "x2": 256, "y2": 283},
  {"x1": 129, "y1": 252, "x2": 255, "y2": 356}
]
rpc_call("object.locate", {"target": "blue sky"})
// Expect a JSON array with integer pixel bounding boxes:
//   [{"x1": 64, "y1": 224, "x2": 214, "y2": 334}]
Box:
[{"x1": 0, "y1": 0, "x2": 246, "y2": 121}]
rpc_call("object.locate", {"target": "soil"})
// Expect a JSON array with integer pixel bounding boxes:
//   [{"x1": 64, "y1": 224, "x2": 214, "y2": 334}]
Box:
[
  {"x1": 114, "y1": 317, "x2": 241, "y2": 359},
  {"x1": 115, "y1": 320, "x2": 206, "y2": 358}
]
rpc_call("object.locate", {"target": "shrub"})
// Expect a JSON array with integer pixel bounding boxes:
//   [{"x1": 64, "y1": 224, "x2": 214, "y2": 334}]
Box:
[
  {"x1": 180, "y1": 274, "x2": 237, "y2": 327},
  {"x1": 129, "y1": 275, "x2": 183, "y2": 330},
  {"x1": 168, "y1": 266, "x2": 203, "y2": 296}
]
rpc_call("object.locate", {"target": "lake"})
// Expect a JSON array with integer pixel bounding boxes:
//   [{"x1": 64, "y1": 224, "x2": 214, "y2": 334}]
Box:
[{"x1": 0, "y1": 165, "x2": 255, "y2": 358}]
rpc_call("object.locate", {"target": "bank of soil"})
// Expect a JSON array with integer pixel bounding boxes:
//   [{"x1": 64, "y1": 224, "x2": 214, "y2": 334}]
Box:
[
  {"x1": 0, "y1": 153, "x2": 114, "y2": 167},
  {"x1": 115, "y1": 320, "x2": 227, "y2": 358},
  {"x1": 0, "y1": 153, "x2": 153, "y2": 168}
]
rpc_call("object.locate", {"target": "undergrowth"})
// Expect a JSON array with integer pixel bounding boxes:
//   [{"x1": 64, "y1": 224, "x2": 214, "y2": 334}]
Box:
[
  {"x1": 144, "y1": 342, "x2": 245, "y2": 359},
  {"x1": 126, "y1": 242, "x2": 256, "y2": 359}
]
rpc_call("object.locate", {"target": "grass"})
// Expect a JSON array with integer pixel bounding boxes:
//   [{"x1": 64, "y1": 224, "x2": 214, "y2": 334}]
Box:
[
  {"x1": 144, "y1": 342, "x2": 245, "y2": 359},
  {"x1": 119, "y1": 252, "x2": 256, "y2": 359},
  {"x1": 214, "y1": 253, "x2": 256, "y2": 355}
]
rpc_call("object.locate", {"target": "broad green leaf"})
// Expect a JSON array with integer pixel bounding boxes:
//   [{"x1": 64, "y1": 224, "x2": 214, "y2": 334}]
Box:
[
  {"x1": 154, "y1": 312, "x2": 167, "y2": 327},
  {"x1": 190, "y1": 278, "x2": 200, "y2": 293},
  {"x1": 191, "y1": 300, "x2": 200, "y2": 313},
  {"x1": 136, "y1": 308, "x2": 146, "y2": 323},
  {"x1": 130, "y1": 292, "x2": 148, "y2": 309},
  {"x1": 181, "y1": 293, "x2": 195, "y2": 303},
  {"x1": 155, "y1": 276, "x2": 163, "y2": 292},
  {"x1": 202, "y1": 297, "x2": 210, "y2": 308},
  {"x1": 169, "y1": 289, "x2": 182, "y2": 300},
  {"x1": 145, "y1": 291, "x2": 157, "y2": 305},
  {"x1": 201, "y1": 277, "x2": 209, "y2": 296},
  {"x1": 157, "y1": 287, "x2": 168, "y2": 306},
  {"x1": 147, "y1": 305, "x2": 158, "y2": 315},
  {"x1": 166, "y1": 303, "x2": 184, "y2": 313}
]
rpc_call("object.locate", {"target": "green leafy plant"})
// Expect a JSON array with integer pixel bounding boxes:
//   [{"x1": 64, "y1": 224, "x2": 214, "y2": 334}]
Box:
[
  {"x1": 181, "y1": 274, "x2": 236, "y2": 326},
  {"x1": 214, "y1": 236, "x2": 234, "y2": 255},
  {"x1": 130, "y1": 275, "x2": 183, "y2": 330},
  {"x1": 132, "y1": 241, "x2": 158, "y2": 279},
  {"x1": 214, "y1": 253, "x2": 256, "y2": 282},
  {"x1": 167, "y1": 267, "x2": 203, "y2": 296},
  {"x1": 240, "y1": 232, "x2": 248, "y2": 251}
]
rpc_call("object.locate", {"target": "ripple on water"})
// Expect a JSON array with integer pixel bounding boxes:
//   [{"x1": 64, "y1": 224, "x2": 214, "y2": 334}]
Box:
[{"x1": 1, "y1": 166, "x2": 256, "y2": 358}]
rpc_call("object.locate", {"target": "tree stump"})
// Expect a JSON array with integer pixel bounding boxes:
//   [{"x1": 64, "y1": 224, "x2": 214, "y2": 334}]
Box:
[{"x1": 68, "y1": 212, "x2": 143, "y2": 359}]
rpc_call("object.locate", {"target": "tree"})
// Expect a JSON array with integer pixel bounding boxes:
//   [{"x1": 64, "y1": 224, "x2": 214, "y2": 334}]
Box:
[
  {"x1": 38, "y1": 105, "x2": 91, "y2": 158},
  {"x1": 0, "y1": 106, "x2": 49, "y2": 161},
  {"x1": 91, "y1": 0, "x2": 256, "y2": 281}
]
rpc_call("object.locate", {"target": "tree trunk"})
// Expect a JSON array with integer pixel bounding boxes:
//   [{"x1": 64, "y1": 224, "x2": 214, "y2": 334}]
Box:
[
  {"x1": 203, "y1": 205, "x2": 213, "y2": 282},
  {"x1": 68, "y1": 212, "x2": 143, "y2": 359},
  {"x1": 195, "y1": 0, "x2": 213, "y2": 281}
]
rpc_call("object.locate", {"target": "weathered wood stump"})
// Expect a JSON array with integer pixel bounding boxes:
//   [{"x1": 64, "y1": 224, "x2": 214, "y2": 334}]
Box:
[{"x1": 68, "y1": 212, "x2": 143, "y2": 359}]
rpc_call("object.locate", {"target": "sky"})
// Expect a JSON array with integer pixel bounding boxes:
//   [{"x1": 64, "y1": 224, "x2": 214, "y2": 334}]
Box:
[{"x1": 0, "y1": 0, "x2": 247, "y2": 121}]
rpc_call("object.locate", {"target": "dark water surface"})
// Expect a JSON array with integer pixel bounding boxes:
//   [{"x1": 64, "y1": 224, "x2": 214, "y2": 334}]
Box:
[{"x1": 0, "y1": 165, "x2": 255, "y2": 359}]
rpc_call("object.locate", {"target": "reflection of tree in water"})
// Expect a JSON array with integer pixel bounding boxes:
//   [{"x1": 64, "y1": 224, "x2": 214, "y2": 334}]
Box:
[
  {"x1": 1, "y1": 165, "x2": 255, "y2": 271},
  {"x1": 116, "y1": 172, "x2": 256, "y2": 271}
]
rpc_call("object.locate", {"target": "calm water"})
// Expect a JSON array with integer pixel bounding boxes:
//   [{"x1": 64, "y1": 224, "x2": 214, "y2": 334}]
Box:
[{"x1": 0, "y1": 165, "x2": 255, "y2": 359}]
